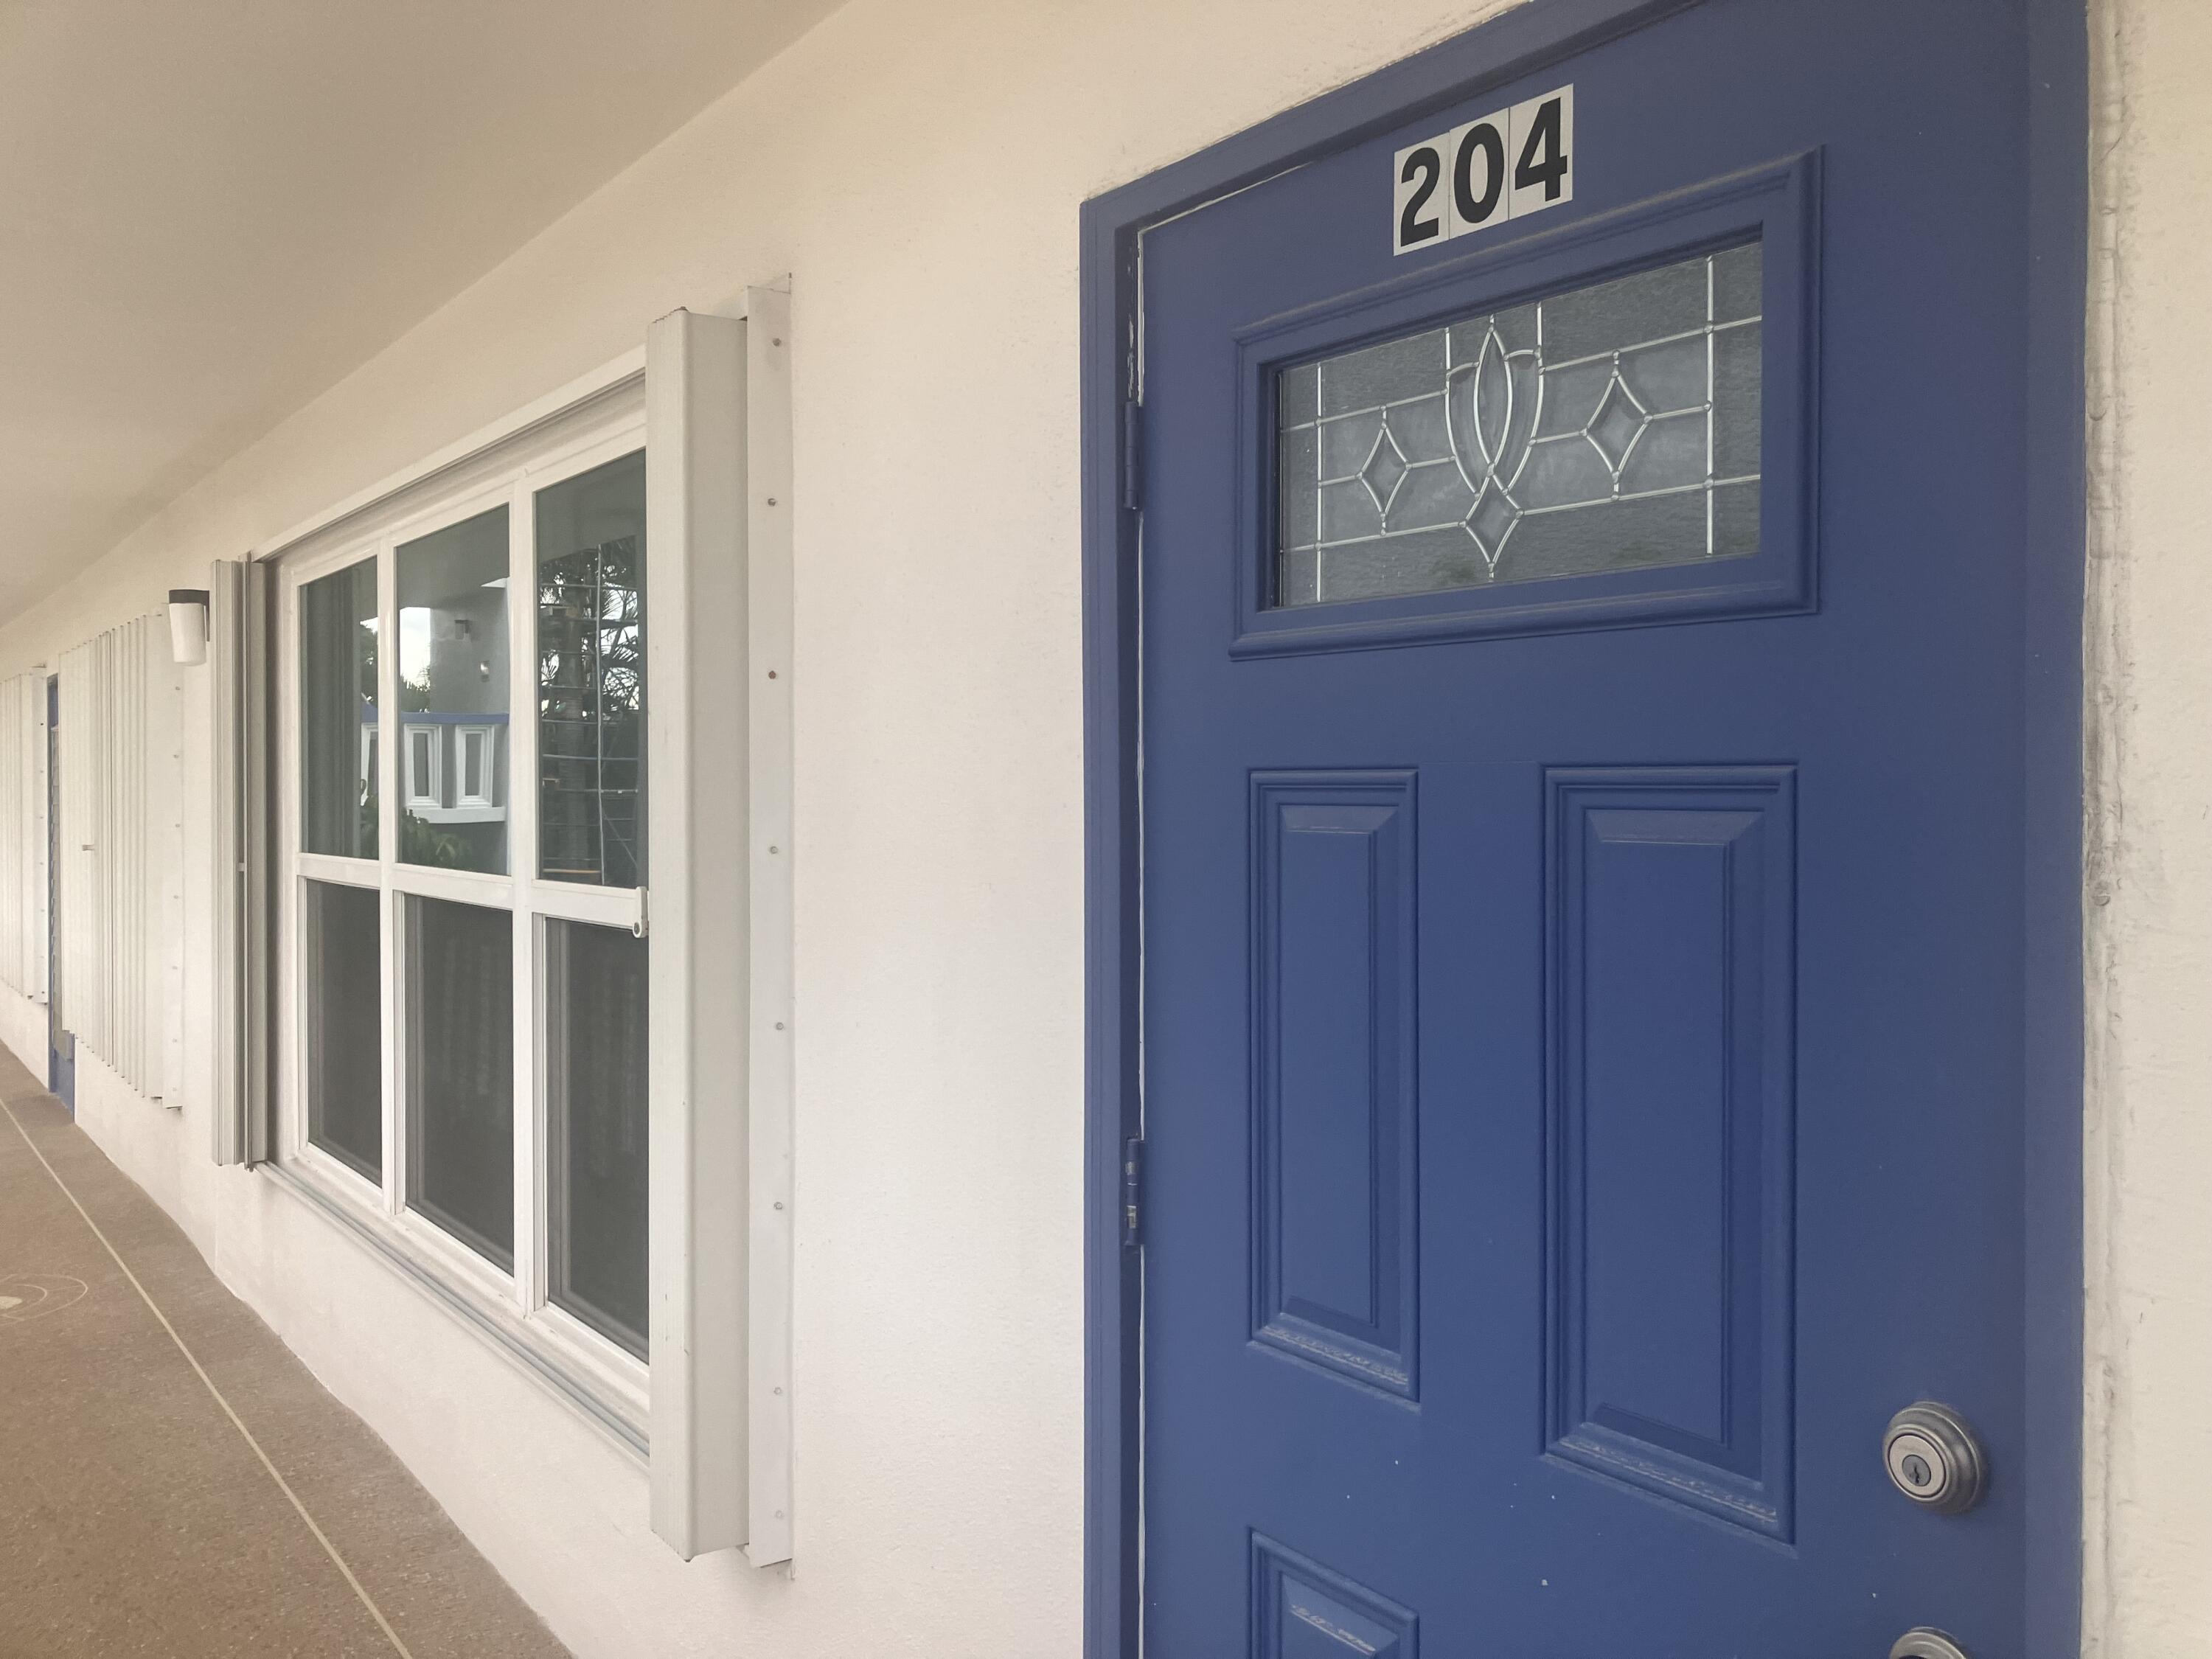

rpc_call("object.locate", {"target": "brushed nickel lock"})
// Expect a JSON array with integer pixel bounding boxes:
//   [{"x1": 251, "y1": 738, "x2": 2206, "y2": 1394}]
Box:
[
  {"x1": 1882, "y1": 1402, "x2": 1987, "y2": 1514},
  {"x1": 1891, "y1": 1628, "x2": 1972, "y2": 1659}
]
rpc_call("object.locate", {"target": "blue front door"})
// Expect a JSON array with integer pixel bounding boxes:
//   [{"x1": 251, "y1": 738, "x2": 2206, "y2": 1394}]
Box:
[{"x1": 1138, "y1": 1, "x2": 2032, "y2": 1651}]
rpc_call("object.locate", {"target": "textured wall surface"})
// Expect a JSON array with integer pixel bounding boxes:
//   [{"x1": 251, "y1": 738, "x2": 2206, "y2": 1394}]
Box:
[
  {"x1": 2082, "y1": 0, "x2": 2212, "y2": 1651},
  {"x1": 3, "y1": 0, "x2": 2204, "y2": 1651}
]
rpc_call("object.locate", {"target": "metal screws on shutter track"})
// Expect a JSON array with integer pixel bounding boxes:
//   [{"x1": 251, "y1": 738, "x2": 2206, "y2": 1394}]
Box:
[
  {"x1": 1891, "y1": 1628, "x2": 1972, "y2": 1659},
  {"x1": 1882, "y1": 1402, "x2": 1987, "y2": 1514}
]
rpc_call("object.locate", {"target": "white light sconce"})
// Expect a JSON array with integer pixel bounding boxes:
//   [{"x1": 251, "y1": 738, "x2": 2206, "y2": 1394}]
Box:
[{"x1": 169, "y1": 588, "x2": 209, "y2": 666}]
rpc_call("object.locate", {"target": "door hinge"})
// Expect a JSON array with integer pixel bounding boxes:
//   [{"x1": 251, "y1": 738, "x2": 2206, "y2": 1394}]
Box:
[
  {"x1": 1122, "y1": 1135, "x2": 1145, "y2": 1249},
  {"x1": 1121, "y1": 399, "x2": 1143, "y2": 512}
]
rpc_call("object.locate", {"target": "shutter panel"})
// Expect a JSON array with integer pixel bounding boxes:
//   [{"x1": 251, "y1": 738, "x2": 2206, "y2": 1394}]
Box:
[
  {"x1": 646, "y1": 306, "x2": 751, "y2": 1559},
  {"x1": 46, "y1": 617, "x2": 166, "y2": 1096},
  {"x1": 740, "y1": 288, "x2": 796, "y2": 1570},
  {"x1": 643, "y1": 294, "x2": 798, "y2": 1565},
  {"x1": 0, "y1": 672, "x2": 38, "y2": 998},
  {"x1": 212, "y1": 560, "x2": 275, "y2": 1164}
]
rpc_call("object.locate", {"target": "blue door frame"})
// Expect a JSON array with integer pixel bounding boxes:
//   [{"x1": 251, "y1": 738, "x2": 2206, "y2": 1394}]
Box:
[{"x1": 1077, "y1": 1, "x2": 2087, "y2": 1652}]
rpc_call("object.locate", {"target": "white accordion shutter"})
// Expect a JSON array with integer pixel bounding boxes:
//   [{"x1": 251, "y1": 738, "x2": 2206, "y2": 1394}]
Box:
[
  {"x1": 55, "y1": 615, "x2": 172, "y2": 1099},
  {"x1": 644, "y1": 296, "x2": 798, "y2": 1567},
  {"x1": 0, "y1": 671, "x2": 46, "y2": 1001},
  {"x1": 209, "y1": 559, "x2": 272, "y2": 1164}
]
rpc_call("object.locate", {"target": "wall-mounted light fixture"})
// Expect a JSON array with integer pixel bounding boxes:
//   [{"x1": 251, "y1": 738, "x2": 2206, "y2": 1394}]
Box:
[{"x1": 168, "y1": 588, "x2": 209, "y2": 666}]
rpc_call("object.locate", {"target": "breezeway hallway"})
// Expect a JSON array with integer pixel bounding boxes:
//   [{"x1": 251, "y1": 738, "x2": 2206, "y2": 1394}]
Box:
[
  {"x1": 0, "y1": 0, "x2": 2207, "y2": 1654},
  {"x1": 0, "y1": 1045, "x2": 567, "y2": 1658}
]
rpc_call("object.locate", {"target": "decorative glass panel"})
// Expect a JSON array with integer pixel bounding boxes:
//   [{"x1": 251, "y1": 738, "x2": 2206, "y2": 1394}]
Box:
[
  {"x1": 304, "y1": 880, "x2": 381, "y2": 1180},
  {"x1": 1276, "y1": 242, "x2": 1763, "y2": 607},
  {"x1": 406, "y1": 896, "x2": 514, "y2": 1269},
  {"x1": 547, "y1": 919, "x2": 649, "y2": 1356},
  {"x1": 536, "y1": 451, "x2": 645, "y2": 889},
  {"x1": 299, "y1": 558, "x2": 378, "y2": 858},
  {"x1": 397, "y1": 507, "x2": 509, "y2": 873}
]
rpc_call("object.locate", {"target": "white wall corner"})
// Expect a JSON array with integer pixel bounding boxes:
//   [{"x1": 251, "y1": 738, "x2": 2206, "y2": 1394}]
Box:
[{"x1": 2079, "y1": 0, "x2": 2212, "y2": 1650}]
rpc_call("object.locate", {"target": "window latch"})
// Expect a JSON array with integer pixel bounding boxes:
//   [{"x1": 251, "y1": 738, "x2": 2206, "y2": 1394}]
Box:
[{"x1": 633, "y1": 887, "x2": 649, "y2": 940}]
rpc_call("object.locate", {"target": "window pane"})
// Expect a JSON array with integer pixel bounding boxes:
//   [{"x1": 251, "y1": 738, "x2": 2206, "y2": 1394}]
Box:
[
  {"x1": 300, "y1": 558, "x2": 378, "y2": 858},
  {"x1": 547, "y1": 920, "x2": 648, "y2": 1354},
  {"x1": 536, "y1": 451, "x2": 645, "y2": 888},
  {"x1": 1276, "y1": 242, "x2": 1763, "y2": 605},
  {"x1": 406, "y1": 897, "x2": 513, "y2": 1268},
  {"x1": 397, "y1": 507, "x2": 509, "y2": 874},
  {"x1": 305, "y1": 880, "x2": 381, "y2": 1180}
]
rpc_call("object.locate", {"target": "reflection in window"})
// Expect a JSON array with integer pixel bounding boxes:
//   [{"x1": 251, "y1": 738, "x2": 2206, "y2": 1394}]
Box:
[
  {"x1": 536, "y1": 451, "x2": 645, "y2": 889},
  {"x1": 547, "y1": 920, "x2": 649, "y2": 1355},
  {"x1": 300, "y1": 558, "x2": 378, "y2": 858},
  {"x1": 1276, "y1": 243, "x2": 1763, "y2": 605},
  {"x1": 406, "y1": 897, "x2": 513, "y2": 1268},
  {"x1": 397, "y1": 507, "x2": 509, "y2": 873},
  {"x1": 456, "y1": 726, "x2": 494, "y2": 808},
  {"x1": 305, "y1": 880, "x2": 382, "y2": 1180},
  {"x1": 404, "y1": 724, "x2": 439, "y2": 809}
]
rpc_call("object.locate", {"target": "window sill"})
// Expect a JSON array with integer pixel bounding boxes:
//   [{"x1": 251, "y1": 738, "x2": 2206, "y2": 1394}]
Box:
[{"x1": 260, "y1": 1159, "x2": 648, "y2": 1462}]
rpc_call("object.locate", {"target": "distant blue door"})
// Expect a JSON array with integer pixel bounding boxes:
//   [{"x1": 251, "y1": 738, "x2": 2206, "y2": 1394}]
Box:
[{"x1": 1138, "y1": 1, "x2": 2031, "y2": 1651}]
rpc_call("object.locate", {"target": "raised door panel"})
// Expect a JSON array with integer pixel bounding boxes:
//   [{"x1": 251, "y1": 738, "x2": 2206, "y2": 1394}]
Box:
[
  {"x1": 1251, "y1": 772, "x2": 1419, "y2": 1400},
  {"x1": 1545, "y1": 765, "x2": 1796, "y2": 1539},
  {"x1": 1252, "y1": 1534, "x2": 1418, "y2": 1659}
]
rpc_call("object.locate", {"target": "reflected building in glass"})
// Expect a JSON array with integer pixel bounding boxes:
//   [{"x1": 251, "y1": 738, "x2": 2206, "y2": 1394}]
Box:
[{"x1": 397, "y1": 507, "x2": 512, "y2": 874}]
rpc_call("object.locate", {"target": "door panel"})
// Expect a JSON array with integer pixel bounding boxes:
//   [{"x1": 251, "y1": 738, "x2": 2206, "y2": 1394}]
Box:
[
  {"x1": 1138, "y1": 1, "x2": 2029, "y2": 1652},
  {"x1": 1546, "y1": 767, "x2": 1794, "y2": 1537},
  {"x1": 1252, "y1": 772, "x2": 1419, "y2": 1400}
]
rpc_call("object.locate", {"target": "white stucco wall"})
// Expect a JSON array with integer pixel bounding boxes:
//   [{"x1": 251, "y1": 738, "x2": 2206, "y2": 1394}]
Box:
[
  {"x1": 0, "y1": 2, "x2": 1519, "y2": 1655},
  {"x1": 5, "y1": 0, "x2": 2206, "y2": 1652},
  {"x1": 2081, "y1": 0, "x2": 2212, "y2": 1652}
]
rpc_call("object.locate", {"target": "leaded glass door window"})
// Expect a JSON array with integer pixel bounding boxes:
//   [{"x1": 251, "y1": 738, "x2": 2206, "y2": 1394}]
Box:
[{"x1": 1276, "y1": 243, "x2": 1761, "y2": 607}]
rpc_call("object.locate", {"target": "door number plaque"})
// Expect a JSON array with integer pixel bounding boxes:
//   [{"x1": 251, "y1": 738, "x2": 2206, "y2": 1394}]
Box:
[{"x1": 1393, "y1": 85, "x2": 1573, "y2": 255}]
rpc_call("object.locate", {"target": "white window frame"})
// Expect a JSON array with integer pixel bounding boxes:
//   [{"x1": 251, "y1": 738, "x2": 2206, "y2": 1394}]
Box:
[{"x1": 274, "y1": 398, "x2": 655, "y2": 1422}]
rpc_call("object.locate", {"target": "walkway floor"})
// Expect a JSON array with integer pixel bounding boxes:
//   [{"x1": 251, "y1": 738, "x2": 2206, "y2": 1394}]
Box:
[{"x1": 0, "y1": 1049, "x2": 568, "y2": 1658}]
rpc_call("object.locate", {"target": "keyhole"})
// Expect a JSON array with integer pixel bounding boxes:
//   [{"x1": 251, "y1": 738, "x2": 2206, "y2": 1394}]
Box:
[{"x1": 1903, "y1": 1454, "x2": 1933, "y2": 1488}]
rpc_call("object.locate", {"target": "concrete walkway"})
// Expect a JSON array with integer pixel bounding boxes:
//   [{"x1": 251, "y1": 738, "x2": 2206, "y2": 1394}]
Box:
[{"x1": 0, "y1": 1051, "x2": 568, "y2": 1658}]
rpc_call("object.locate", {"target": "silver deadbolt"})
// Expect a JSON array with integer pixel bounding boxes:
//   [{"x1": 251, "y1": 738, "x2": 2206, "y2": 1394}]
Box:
[
  {"x1": 1891, "y1": 1629, "x2": 1972, "y2": 1659},
  {"x1": 1882, "y1": 1401, "x2": 1986, "y2": 1514}
]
